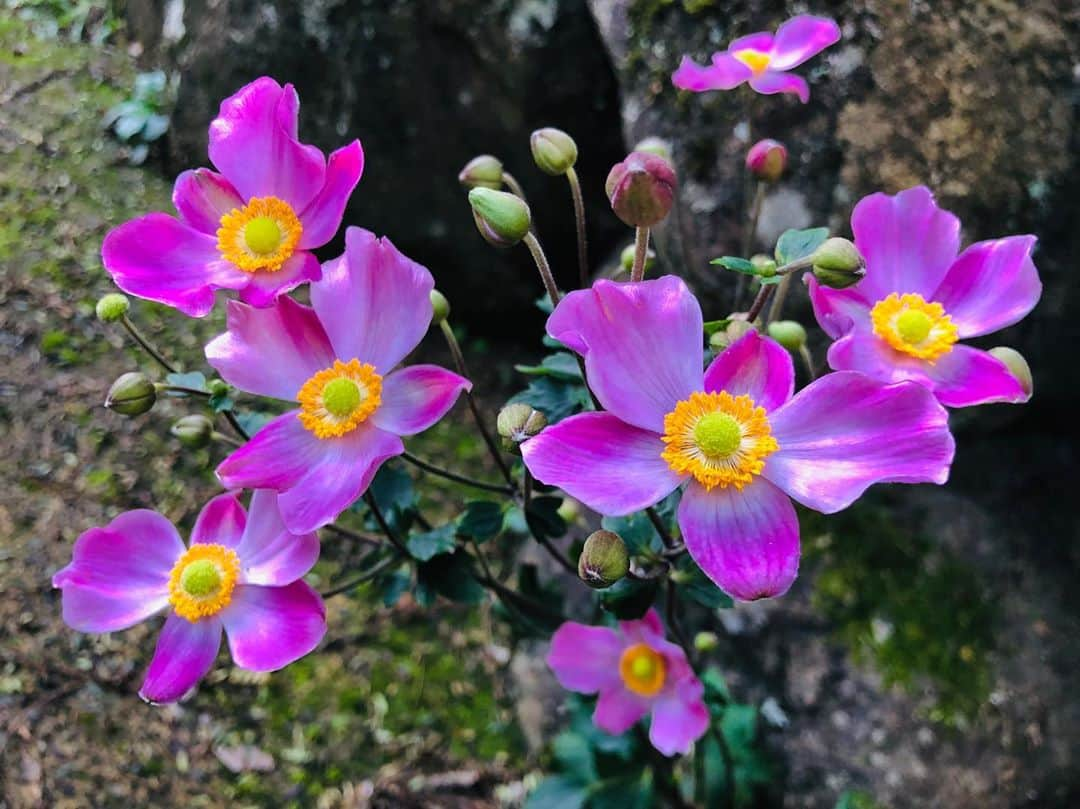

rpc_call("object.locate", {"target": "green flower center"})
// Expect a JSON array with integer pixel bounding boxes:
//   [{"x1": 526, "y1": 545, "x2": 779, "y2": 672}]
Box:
[
  {"x1": 630, "y1": 654, "x2": 658, "y2": 680},
  {"x1": 322, "y1": 377, "x2": 363, "y2": 418},
  {"x1": 180, "y1": 559, "x2": 223, "y2": 597},
  {"x1": 896, "y1": 309, "x2": 933, "y2": 345},
  {"x1": 693, "y1": 412, "x2": 742, "y2": 459},
  {"x1": 243, "y1": 216, "x2": 283, "y2": 255}
]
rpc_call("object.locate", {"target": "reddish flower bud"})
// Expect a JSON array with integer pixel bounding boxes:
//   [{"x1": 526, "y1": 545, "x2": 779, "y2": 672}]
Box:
[
  {"x1": 605, "y1": 151, "x2": 677, "y2": 227},
  {"x1": 745, "y1": 139, "x2": 787, "y2": 183}
]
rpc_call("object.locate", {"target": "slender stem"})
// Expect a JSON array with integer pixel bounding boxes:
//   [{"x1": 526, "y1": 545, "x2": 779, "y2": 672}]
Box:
[
  {"x1": 536, "y1": 533, "x2": 577, "y2": 576},
  {"x1": 565, "y1": 167, "x2": 589, "y2": 289},
  {"x1": 716, "y1": 727, "x2": 738, "y2": 809},
  {"x1": 401, "y1": 451, "x2": 514, "y2": 495},
  {"x1": 766, "y1": 272, "x2": 794, "y2": 325},
  {"x1": 502, "y1": 171, "x2": 527, "y2": 201},
  {"x1": 474, "y1": 573, "x2": 565, "y2": 623},
  {"x1": 735, "y1": 181, "x2": 766, "y2": 309},
  {"x1": 522, "y1": 467, "x2": 534, "y2": 507},
  {"x1": 322, "y1": 522, "x2": 383, "y2": 547},
  {"x1": 745, "y1": 283, "x2": 775, "y2": 325},
  {"x1": 645, "y1": 506, "x2": 677, "y2": 550},
  {"x1": 221, "y1": 409, "x2": 249, "y2": 441},
  {"x1": 522, "y1": 231, "x2": 560, "y2": 306},
  {"x1": 799, "y1": 345, "x2": 817, "y2": 381},
  {"x1": 120, "y1": 315, "x2": 176, "y2": 373},
  {"x1": 630, "y1": 226, "x2": 651, "y2": 283},
  {"x1": 321, "y1": 554, "x2": 400, "y2": 598},
  {"x1": 158, "y1": 384, "x2": 209, "y2": 397},
  {"x1": 363, "y1": 492, "x2": 410, "y2": 556},
  {"x1": 666, "y1": 579, "x2": 692, "y2": 660},
  {"x1": 210, "y1": 430, "x2": 242, "y2": 448}
]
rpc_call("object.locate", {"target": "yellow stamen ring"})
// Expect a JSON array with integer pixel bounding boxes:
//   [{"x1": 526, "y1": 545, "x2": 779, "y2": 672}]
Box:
[
  {"x1": 297, "y1": 359, "x2": 383, "y2": 439},
  {"x1": 217, "y1": 196, "x2": 303, "y2": 273},
  {"x1": 168, "y1": 543, "x2": 240, "y2": 622},
  {"x1": 661, "y1": 391, "x2": 778, "y2": 491},
  {"x1": 619, "y1": 643, "x2": 667, "y2": 698},
  {"x1": 733, "y1": 48, "x2": 771, "y2": 75},
  {"x1": 870, "y1": 292, "x2": 958, "y2": 363}
]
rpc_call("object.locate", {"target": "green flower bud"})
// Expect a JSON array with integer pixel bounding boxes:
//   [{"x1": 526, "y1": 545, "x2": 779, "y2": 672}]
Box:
[
  {"x1": 105, "y1": 372, "x2": 157, "y2": 416},
  {"x1": 207, "y1": 379, "x2": 230, "y2": 398},
  {"x1": 989, "y1": 347, "x2": 1033, "y2": 397},
  {"x1": 577, "y1": 530, "x2": 630, "y2": 589},
  {"x1": 619, "y1": 243, "x2": 656, "y2": 274},
  {"x1": 430, "y1": 289, "x2": 451, "y2": 325},
  {"x1": 694, "y1": 631, "x2": 719, "y2": 652},
  {"x1": 767, "y1": 320, "x2": 807, "y2": 352},
  {"x1": 810, "y1": 237, "x2": 866, "y2": 289},
  {"x1": 750, "y1": 254, "x2": 778, "y2": 277},
  {"x1": 496, "y1": 402, "x2": 546, "y2": 451},
  {"x1": 170, "y1": 414, "x2": 214, "y2": 448},
  {"x1": 710, "y1": 318, "x2": 754, "y2": 351},
  {"x1": 468, "y1": 187, "x2": 532, "y2": 248},
  {"x1": 458, "y1": 154, "x2": 504, "y2": 190},
  {"x1": 95, "y1": 293, "x2": 130, "y2": 323},
  {"x1": 530, "y1": 127, "x2": 578, "y2": 176},
  {"x1": 633, "y1": 136, "x2": 672, "y2": 162},
  {"x1": 605, "y1": 151, "x2": 677, "y2": 227}
]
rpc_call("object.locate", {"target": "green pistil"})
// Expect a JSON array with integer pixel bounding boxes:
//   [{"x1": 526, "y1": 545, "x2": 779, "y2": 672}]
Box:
[
  {"x1": 243, "y1": 216, "x2": 282, "y2": 255},
  {"x1": 322, "y1": 377, "x2": 362, "y2": 418},
  {"x1": 693, "y1": 412, "x2": 742, "y2": 459},
  {"x1": 180, "y1": 559, "x2": 222, "y2": 597}
]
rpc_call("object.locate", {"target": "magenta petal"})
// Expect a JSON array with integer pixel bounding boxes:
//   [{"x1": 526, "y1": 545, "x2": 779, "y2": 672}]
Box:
[
  {"x1": 521, "y1": 412, "x2": 684, "y2": 516},
  {"x1": 372, "y1": 365, "x2": 471, "y2": 436},
  {"x1": 547, "y1": 622, "x2": 624, "y2": 693},
  {"x1": 677, "y1": 478, "x2": 800, "y2": 602},
  {"x1": 703, "y1": 330, "x2": 794, "y2": 412},
  {"x1": 806, "y1": 275, "x2": 872, "y2": 339},
  {"x1": 594, "y1": 687, "x2": 650, "y2": 735},
  {"x1": 101, "y1": 213, "x2": 246, "y2": 317},
  {"x1": 649, "y1": 687, "x2": 709, "y2": 756},
  {"x1": 190, "y1": 492, "x2": 246, "y2": 549},
  {"x1": 298, "y1": 141, "x2": 365, "y2": 249},
  {"x1": 766, "y1": 372, "x2": 954, "y2": 512},
  {"x1": 237, "y1": 250, "x2": 322, "y2": 308},
  {"x1": 208, "y1": 77, "x2": 326, "y2": 211},
  {"x1": 235, "y1": 490, "x2": 320, "y2": 585},
  {"x1": 173, "y1": 168, "x2": 243, "y2": 234},
  {"x1": 548, "y1": 277, "x2": 704, "y2": 432},
  {"x1": 931, "y1": 236, "x2": 1041, "y2": 338},
  {"x1": 826, "y1": 328, "x2": 931, "y2": 386},
  {"x1": 729, "y1": 32, "x2": 774, "y2": 53},
  {"x1": 217, "y1": 411, "x2": 321, "y2": 492},
  {"x1": 924, "y1": 345, "x2": 1029, "y2": 407},
  {"x1": 310, "y1": 227, "x2": 434, "y2": 374},
  {"x1": 620, "y1": 608, "x2": 666, "y2": 646},
  {"x1": 206, "y1": 297, "x2": 335, "y2": 401},
  {"x1": 748, "y1": 70, "x2": 810, "y2": 103},
  {"x1": 672, "y1": 54, "x2": 751, "y2": 92},
  {"x1": 220, "y1": 581, "x2": 326, "y2": 671},
  {"x1": 768, "y1": 15, "x2": 841, "y2": 70},
  {"x1": 852, "y1": 186, "x2": 960, "y2": 302},
  {"x1": 139, "y1": 614, "x2": 222, "y2": 703}
]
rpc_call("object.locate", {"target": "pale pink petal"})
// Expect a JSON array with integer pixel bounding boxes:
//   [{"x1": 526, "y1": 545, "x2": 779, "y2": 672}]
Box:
[
  {"x1": 703, "y1": 330, "x2": 793, "y2": 411},
  {"x1": 649, "y1": 687, "x2": 709, "y2": 756},
  {"x1": 190, "y1": 492, "x2": 246, "y2": 549},
  {"x1": 521, "y1": 412, "x2": 684, "y2": 516},
  {"x1": 235, "y1": 490, "x2": 320, "y2": 586},
  {"x1": 139, "y1": 614, "x2": 222, "y2": 703},
  {"x1": 924, "y1": 344, "x2": 1030, "y2": 407},
  {"x1": 677, "y1": 478, "x2": 799, "y2": 602},
  {"x1": 237, "y1": 250, "x2": 322, "y2": 308},
  {"x1": 768, "y1": 15, "x2": 841, "y2": 70},
  {"x1": 748, "y1": 70, "x2": 810, "y2": 103},
  {"x1": 729, "y1": 32, "x2": 774, "y2": 53},
  {"x1": 806, "y1": 275, "x2": 872, "y2": 339},
  {"x1": 220, "y1": 581, "x2": 326, "y2": 671},
  {"x1": 594, "y1": 687, "x2": 650, "y2": 735},
  {"x1": 371, "y1": 365, "x2": 471, "y2": 436},
  {"x1": 172, "y1": 168, "x2": 243, "y2": 234},
  {"x1": 297, "y1": 141, "x2": 365, "y2": 249},
  {"x1": 672, "y1": 53, "x2": 752, "y2": 92},
  {"x1": 547, "y1": 622, "x2": 625, "y2": 693}
]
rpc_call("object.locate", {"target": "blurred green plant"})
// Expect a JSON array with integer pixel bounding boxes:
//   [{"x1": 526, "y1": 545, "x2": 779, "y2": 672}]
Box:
[
  {"x1": 4, "y1": 0, "x2": 117, "y2": 43},
  {"x1": 103, "y1": 70, "x2": 172, "y2": 165}
]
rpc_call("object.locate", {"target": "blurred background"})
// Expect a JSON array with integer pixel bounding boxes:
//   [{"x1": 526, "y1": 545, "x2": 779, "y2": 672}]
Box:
[{"x1": 1, "y1": 1, "x2": 1077, "y2": 807}]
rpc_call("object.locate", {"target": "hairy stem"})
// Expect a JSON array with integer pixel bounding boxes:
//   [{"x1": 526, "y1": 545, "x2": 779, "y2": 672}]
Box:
[
  {"x1": 362, "y1": 492, "x2": 409, "y2": 556},
  {"x1": 120, "y1": 315, "x2": 176, "y2": 373},
  {"x1": 630, "y1": 226, "x2": 651, "y2": 283},
  {"x1": 502, "y1": 171, "x2": 527, "y2": 201},
  {"x1": 565, "y1": 167, "x2": 589, "y2": 289},
  {"x1": 321, "y1": 553, "x2": 400, "y2": 598}
]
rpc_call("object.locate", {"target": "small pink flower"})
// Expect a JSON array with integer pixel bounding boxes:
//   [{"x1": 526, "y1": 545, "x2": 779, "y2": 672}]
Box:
[
  {"x1": 52, "y1": 491, "x2": 325, "y2": 703},
  {"x1": 207, "y1": 226, "x2": 471, "y2": 534},
  {"x1": 547, "y1": 609, "x2": 709, "y2": 756},
  {"x1": 102, "y1": 77, "x2": 364, "y2": 316},
  {"x1": 672, "y1": 15, "x2": 840, "y2": 103},
  {"x1": 745, "y1": 139, "x2": 787, "y2": 182},
  {"x1": 808, "y1": 186, "x2": 1042, "y2": 407}
]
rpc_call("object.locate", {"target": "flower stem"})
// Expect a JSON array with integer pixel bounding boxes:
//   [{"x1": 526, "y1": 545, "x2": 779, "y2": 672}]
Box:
[
  {"x1": 745, "y1": 283, "x2": 774, "y2": 325},
  {"x1": 522, "y1": 231, "x2": 560, "y2": 306},
  {"x1": 209, "y1": 430, "x2": 242, "y2": 448},
  {"x1": 735, "y1": 180, "x2": 766, "y2": 308},
  {"x1": 502, "y1": 171, "x2": 527, "y2": 201},
  {"x1": 401, "y1": 451, "x2": 515, "y2": 495},
  {"x1": 322, "y1": 522, "x2": 383, "y2": 547},
  {"x1": 645, "y1": 506, "x2": 677, "y2": 550},
  {"x1": 120, "y1": 315, "x2": 176, "y2": 373},
  {"x1": 799, "y1": 345, "x2": 817, "y2": 381},
  {"x1": 321, "y1": 553, "x2": 400, "y2": 598},
  {"x1": 565, "y1": 166, "x2": 589, "y2": 289},
  {"x1": 766, "y1": 272, "x2": 793, "y2": 325},
  {"x1": 630, "y1": 226, "x2": 651, "y2": 283},
  {"x1": 362, "y1": 492, "x2": 409, "y2": 556}
]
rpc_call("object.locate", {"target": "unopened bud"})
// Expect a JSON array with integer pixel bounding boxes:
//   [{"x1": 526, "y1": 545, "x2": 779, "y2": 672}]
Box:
[
  {"x1": 633, "y1": 136, "x2": 672, "y2": 162},
  {"x1": 95, "y1": 293, "x2": 130, "y2": 323},
  {"x1": 496, "y1": 403, "x2": 547, "y2": 450},
  {"x1": 767, "y1": 320, "x2": 807, "y2": 352},
  {"x1": 711, "y1": 318, "x2": 755, "y2": 350},
  {"x1": 106, "y1": 372, "x2": 156, "y2": 416},
  {"x1": 530, "y1": 127, "x2": 578, "y2": 176},
  {"x1": 605, "y1": 151, "x2": 677, "y2": 227},
  {"x1": 989, "y1": 347, "x2": 1033, "y2": 397},
  {"x1": 750, "y1": 254, "x2": 777, "y2": 277},
  {"x1": 171, "y1": 414, "x2": 214, "y2": 448},
  {"x1": 620, "y1": 243, "x2": 656, "y2": 274},
  {"x1": 577, "y1": 530, "x2": 630, "y2": 589},
  {"x1": 746, "y1": 139, "x2": 787, "y2": 183},
  {"x1": 429, "y1": 289, "x2": 450, "y2": 325},
  {"x1": 694, "y1": 631, "x2": 719, "y2": 652},
  {"x1": 468, "y1": 187, "x2": 531, "y2": 248},
  {"x1": 811, "y1": 237, "x2": 866, "y2": 289},
  {"x1": 458, "y1": 154, "x2": 504, "y2": 190}
]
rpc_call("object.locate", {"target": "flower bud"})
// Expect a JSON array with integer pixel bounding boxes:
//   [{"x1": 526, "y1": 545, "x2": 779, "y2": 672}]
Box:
[
  {"x1": 694, "y1": 631, "x2": 719, "y2": 652},
  {"x1": 750, "y1": 254, "x2": 777, "y2": 277},
  {"x1": 170, "y1": 414, "x2": 214, "y2": 448},
  {"x1": 989, "y1": 347, "x2": 1033, "y2": 397},
  {"x1": 746, "y1": 139, "x2": 787, "y2": 183},
  {"x1": 207, "y1": 379, "x2": 230, "y2": 398},
  {"x1": 430, "y1": 289, "x2": 450, "y2": 325},
  {"x1": 105, "y1": 372, "x2": 157, "y2": 416},
  {"x1": 577, "y1": 530, "x2": 630, "y2": 589},
  {"x1": 620, "y1": 243, "x2": 656, "y2": 274},
  {"x1": 95, "y1": 293, "x2": 130, "y2": 323},
  {"x1": 605, "y1": 151, "x2": 677, "y2": 227},
  {"x1": 458, "y1": 154, "x2": 503, "y2": 190},
  {"x1": 468, "y1": 187, "x2": 532, "y2": 248},
  {"x1": 633, "y1": 136, "x2": 672, "y2": 162},
  {"x1": 496, "y1": 403, "x2": 547, "y2": 451},
  {"x1": 711, "y1": 318, "x2": 755, "y2": 350},
  {"x1": 767, "y1": 320, "x2": 807, "y2": 352},
  {"x1": 530, "y1": 127, "x2": 578, "y2": 176},
  {"x1": 811, "y1": 237, "x2": 866, "y2": 289}
]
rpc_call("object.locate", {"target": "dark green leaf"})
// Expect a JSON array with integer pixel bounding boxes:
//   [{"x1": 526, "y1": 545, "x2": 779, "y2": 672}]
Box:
[
  {"x1": 710, "y1": 256, "x2": 756, "y2": 275},
  {"x1": 703, "y1": 319, "x2": 732, "y2": 337},
  {"x1": 553, "y1": 732, "x2": 596, "y2": 783},
  {"x1": 774, "y1": 227, "x2": 829, "y2": 265},
  {"x1": 368, "y1": 463, "x2": 415, "y2": 530},
  {"x1": 235, "y1": 411, "x2": 272, "y2": 436},
  {"x1": 600, "y1": 512, "x2": 659, "y2": 555},
  {"x1": 511, "y1": 376, "x2": 591, "y2": 424},
  {"x1": 586, "y1": 772, "x2": 655, "y2": 809},
  {"x1": 525, "y1": 495, "x2": 567, "y2": 540},
  {"x1": 675, "y1": 557, "x2": 734, "y2": 610},
  {"x1": 701, "y1": 667, "x2": 732, "y2": 707},
  {"x1": 515, "y1": 352, "x2": 583, "y2": 381},
  {"x1": 379, "y1": 569, "x2": 411, "y2": 607},
  {"x1": 721, "y1": 704, "x2": 758, "y2": 750},
  {"x1": 698, "y1": 732, "x2": 729, "y2": 808},
  {"x1": 406, "y1": 524, "x2": 457, "y2": 561},
  {"x1": 526, "y1": 776, "x2": 587, "y2": 809},
  {"x1": 416, "y1": 551, "x2": 485, "y2": 605},
  {"x1": 457, "y1": 501, "x2": 505, "y2": 542},
  {"x1": 599, "y1": 577, "x2": 659, "y2": 620}
]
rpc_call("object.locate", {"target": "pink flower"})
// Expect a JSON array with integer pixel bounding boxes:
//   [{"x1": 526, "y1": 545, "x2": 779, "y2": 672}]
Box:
[
  {"x1": 207, "y1": 226, "x2": 471, "y2": 534},
  {"x1": 102, "y1": 77, "x2": 364, "y2": 316},
  {"x1": 547, "y1": 609, "x2": 709, "y2": 756},
  {"x1": 52, "y1": 491, "x2": 325, "y2": 703},
  {"x1": 808, "y1": 186, "x2": 1042, "y2": 408},
  {"x1": 522, "y1": 277, "x2": 954, "y2": 601},
  {"x1": 672, "y1": 15, "x2": 840, "y2": 103}
]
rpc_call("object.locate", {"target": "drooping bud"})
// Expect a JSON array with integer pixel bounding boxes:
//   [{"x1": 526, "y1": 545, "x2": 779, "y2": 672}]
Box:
[
  {"x1": 577, "y1": 530, "x2": 630, "y2": 589},
  {"x1": 811, "y1": 237, "x2": 866, "y2": 289},
  {"x1": 468, "y1": 187, "x2": 531, "y2": 248},
  {"x1": 633, "y1": 136, "x2": 673, "y2": 163},
  {"x1": 496, "y1": 403, "x2": 547, "y2": 451},
  {"x1": 529, "y1": 127, "x2": 578, "y2": 176},
  {"x1": 105, "y1": 372, "x2": 157, "y2": 416},
  {"x1": 745, "y1": 139, "x2": 787, "y2": 183},
  {"x1": 458, "y1": 155, "x2": 504, "y2": 190},
  {"x1": 620, "y1": 243, "x2": 656, "y2": 274},
  {"x1": 750, "y1": 254, "x2": 778, "y2": 278},
  {"x1": 767, "y1": 320, "x2": 807, "y2": 352},
  {"x1": 989, "y1": 347, "x2": 1033, "y2": 397},
  {"x1": 605, "y1": 151, "x2": 677, "y2": 227},
  {"x1": 171, "y1": 414, "x2": 214, "y2": 448},
  {"x1": 429, "y1": 289, "x2": 450, "y2": 325},
  {"x1": 694, "y1": 631, "x2": 719, "y2": 652},
  {"x1": 95, "y1": 292, "x2": 130, "y2": 323}
]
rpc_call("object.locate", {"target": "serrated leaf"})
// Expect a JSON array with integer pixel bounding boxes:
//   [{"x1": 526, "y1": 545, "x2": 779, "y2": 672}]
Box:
[
  {"x1": 457, "y1": 501, "x2": 504, "y2": 542},
  {"x1": 406, "y1": 524, "x2": 457, "y2": 561},
  {"x1": 710, "y1": 256, "x2": 756, "y2": 275},
  {"x1": 774, "y1": 227, "x2": 829, "y2": 265}
]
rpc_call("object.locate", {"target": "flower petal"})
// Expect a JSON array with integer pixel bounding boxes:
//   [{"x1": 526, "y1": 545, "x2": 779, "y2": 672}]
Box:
[
  {"x1": 298, "y1": 141, "x2": 365, "y2": 249},
  {"x1": 208, "y1": 77, "x2": 326, "y2": 211},
  {"x1": 52, "y1": 510, "x2": 182, "y2": 632},
  {"x1": 594, "y1": 687, "x2": 650, "y2": 735},
  {"x1": 619, "y1": 608, "x2": 666, "y2": 646},
  {"x1": 765, "y1": 372, "x2": 954, "y2": 512},
  {"x1": 547, "y1": 622, "x2": 624, "y2": 693},
  {"x1": 768, "y1": 15, "x2": 841, "y2": 70},
  {"x1": 931, "y1": 236, "x2": 1041, "y2": 338},
  {"x1": 649, "y1": 686, "x2": 709, "y2": 756},
  {"x1": 172, "y1": 168, "x2": 243, "y2": 234},
  {"x1": 235, "y1": 490, "x2": 320, "y2": 586},
  {"x1": 237, "y1": 250, "x2": 322, "y2": 308},
  {"x1": 521, "y1": 412, "x2": 683, "y2": 516},
  {"x1": 703, "y1": 330, "x2": 793, "y2": 412},
  {"x1": 190, "y1": 492, "x2": 246, "y2": 549},
  {"x1": 310, "y1": 227, "x2": 434, "y2": 373},
  {"x1": 220, "y1": 581, "x2": 326, "y2": 671},
  {"x1": 371, "y1": 364, "x2": 471, "y2": 436},
  {"x1": 677, "y1": 478, "x2": 800, "y2": 602},
  {"x1": 206, "y1": 297, "x2": 335, "y2": 401},
  {"x1": 101, "y1": 213, "x2": 246, "y2": 317},
  {"x1": 826, "y1": 328, "x2": 931, "y2": 385},
  {"x1": 729, "y1": 32, "x2": 774, "y2": 52},
  {"x1": 217, "y1": 411, "x2": 322, "y2": 492},
  {"x1": 924, "y1": 344, "x2": 1030, "y2": 407},
  {"x1": 851, "y1": 186, "x2": 960, "y2": 303},
  {"x1": 806, "y1": 275, "x2": 872, "y2": 339},
  {"x1": 672, "y1": 53, "x2": 751, "y2": 92},
  {"x1": 547, "y1": 277, "x2": 703, "y2": 432},
  {"x1": 748, "y1": 70, "x2": 810, "y2": 103},
  {"x1": 139, "y1": 614, "x2": 222, "y2": 703}
]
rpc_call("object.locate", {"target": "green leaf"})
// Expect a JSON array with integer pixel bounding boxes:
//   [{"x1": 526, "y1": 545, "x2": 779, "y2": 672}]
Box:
[
  {"x1": 675, "y1": 557, "x2": 734, "y2": 610},
  {"x1": 511, "y1": 376, "x2": 591, "y2": 424},
  {"x1": 368, "y1": 463, "x2": 415, "y2": 530},
  {"x1": 235, "y1": 411, "x2": 272, "y2": 436},
  {"x1": 586, "y1": 771, "x2": 655, "y2": 809},
  {"x1": 703, "y1": 319, "x2": 732, "y2": 338},
  {"x1": 535, "y1": 293, "x2": 556, "y2": 314},
  {"x1": 165, "y1": 371, "x2": 207, "y2": 393},
  {"x1": 553, "y1": 732, "x2": 597, "y2": 783},
  {"x1": 525, "y1": 496, "x2": 567, "y2": 540},
  {"x1": 379, "y1": 569, "x2": 411, "y2": 607},
  {"x1": 710, "y1": 256, "x2": 756, "y2": 275},
  {"x1": 515, "y1": 352, "x2": 583, "y2": 381},
  {"x1": 416, "y1": 551, "x2": 485, "y2": 605},
  {"x1": 774, "y1": 227, "x2": 829, "y2": 265},
  {"x1": 406, "y1": 524, "x2": 457, "y2": 562},
  {"x1": 526, "y1": 776, "x2": 587, "y2": 809},
  {"x1": 721, "y1": 703, "x2": 759, "y2": 750},
  {"x1": 457, "y1": 501, "x2": 505, "y2": 542},
  {"x1": 701, "y1": 667, "x2": 732, "y2": 706},
  {"x1": 599, "y1": 577, "x2": 658, "y2": 620},
  {"x1": 600, "y1": 512, "x2": 660, "y2": 555},
  {"x1": 142, "y1": 113, "x2": 170, "y2": 141},
  {"x1": 698, "y1": 732, "x2": 729, "y2": 807}
]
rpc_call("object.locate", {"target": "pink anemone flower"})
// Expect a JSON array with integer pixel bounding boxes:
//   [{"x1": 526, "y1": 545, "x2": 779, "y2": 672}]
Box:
[
  {"x1": 672, "y1": 14, "x2": 840, "y2": 103},
  {"x1": 102, "y1": 77, "x2": 364, "y2": 316},
  {"x1": 547, "y1": 609, "x2": 709, "y2": 756},
  {"x1": 52, "y1": 490, "x2": 325, "y2": 704},
  {"x1": 808, "y1": 186, "x2": 1041, "y2": 407},
  {"x1": 522, "y1": 277, "x2": 955, "y2": 601},
  {"x1": 207, "y1": 226, "x2": 471, "y2": 535}
]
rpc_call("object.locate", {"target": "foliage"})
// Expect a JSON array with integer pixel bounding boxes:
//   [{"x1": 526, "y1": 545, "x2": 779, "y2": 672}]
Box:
[{"x1": 103, "y1": 71, "x2": 172, "y2": 164}]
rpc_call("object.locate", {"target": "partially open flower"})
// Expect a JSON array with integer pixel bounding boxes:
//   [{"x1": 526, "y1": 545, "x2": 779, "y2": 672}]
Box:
[
  {"x1": 530, "y1": 128, "x2": 578, "y2": 176},
  {"x1": 746, "y1": 139, "x2": 787, "y2": 182},
  {"x1": 468, "y1": 187, "x2": 532, "y2": 248},
  {"x1": 106, "y1": 372, "x2": 157, "y2": 416},
  {"x1": 458, "y1": 154, "x2": 504, "y2": 190},
  {"x1": 605, "y1": 152, "x2": 677, "y2": 227}
]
